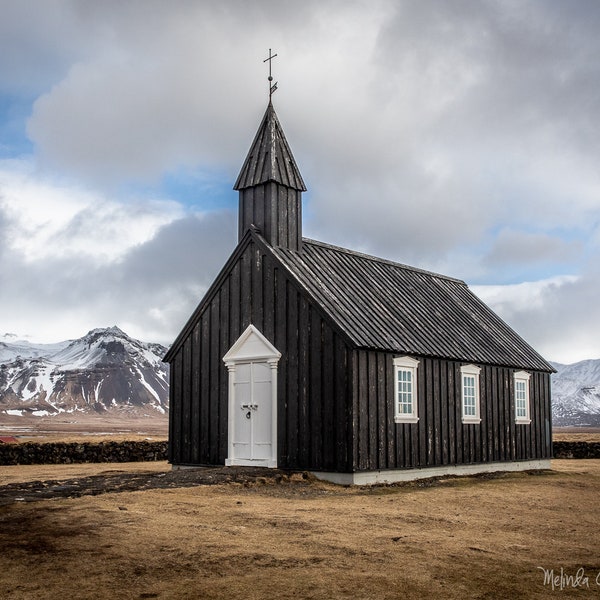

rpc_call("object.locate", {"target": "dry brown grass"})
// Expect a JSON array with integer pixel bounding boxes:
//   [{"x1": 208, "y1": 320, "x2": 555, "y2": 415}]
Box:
[
  {"x1": 1, "y1": 459, "x2": 599, "y2": 599},
  {"x1": 553, "y1": 429, "x2": 600, "y2": 443},
  {"x1": 0, "y1": 461, "x2": 168, "y2": 486},
  {"x1": 0, "y1": 414, "x2": 168, "y2": 444}
]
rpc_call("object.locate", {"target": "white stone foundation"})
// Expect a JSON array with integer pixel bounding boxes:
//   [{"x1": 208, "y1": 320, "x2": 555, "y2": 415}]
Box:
[{"x1": 311, "y1": 459, "x2": 552, "y2": 486}]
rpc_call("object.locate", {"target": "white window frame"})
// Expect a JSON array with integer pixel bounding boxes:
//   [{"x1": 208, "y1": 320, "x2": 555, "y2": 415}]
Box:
[
  {"x1": 393, "y1": 356, "x2": 419, "y2": 424},
  {"x1": 461, "y1": 364, "x2": 481, "y2": 424},
  {"x1": 514, "y1": 370, "x2": 531, "y2": 425}
]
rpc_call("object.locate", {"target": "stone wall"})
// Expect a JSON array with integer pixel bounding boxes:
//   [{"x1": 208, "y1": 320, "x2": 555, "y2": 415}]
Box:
[
  {"x1": 552, "y1": 441, "x2": 600, "y2": 459},
  {"x1": 1, "y1": 440, "x2": 598, "y2": 466},
  {"x1": 0, "y1": 441, "x2": 167, "y2": 466}
]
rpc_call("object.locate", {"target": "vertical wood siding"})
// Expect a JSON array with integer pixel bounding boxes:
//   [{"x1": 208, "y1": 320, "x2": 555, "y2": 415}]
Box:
[
  {"x1": 168, "y1": 238, "x2": 352, "y2": 471},
  {"x1": 168, "y1": 235, "x2": 552, "y2": 473},
  {"x1": 238, "y1": 184, "x2": 302, "y2": 251},
  {"x1": 352, "y1": 351, "x2": 552, "y2": 471}
]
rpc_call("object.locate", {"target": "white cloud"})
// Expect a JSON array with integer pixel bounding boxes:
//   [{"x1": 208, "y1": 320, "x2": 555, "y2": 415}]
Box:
[
  {"x1": 472, "y1": 275, "x2": 579, "y2": 314},
  {"x1": 473, "y1": 273, "x2": 600, "y2": 363},
  {"x1": 25, "y1": 1, "x2": 347, "y2": 186},
  {"x1": 0, "y1": 160, "x2": 181, "y2": 263},
  {"x1": 0, "y1": 215, "x2": 236, "y2": 345},
  {"x1": 1, "y1": 0, "x2": 599, "y2": 363},
  {"x1": 0, "y1": 161, "x2": 235, "y2": 343}
]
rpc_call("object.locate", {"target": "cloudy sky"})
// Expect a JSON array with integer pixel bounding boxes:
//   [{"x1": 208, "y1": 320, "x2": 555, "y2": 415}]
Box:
[{"x1": 1, "y1": 0, "x2": 599, "y2": 364}]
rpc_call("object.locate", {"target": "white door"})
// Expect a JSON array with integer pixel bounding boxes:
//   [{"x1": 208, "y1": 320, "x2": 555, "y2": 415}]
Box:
[
  {"x1": 223, "y1": 325, "x2": 280, "y2": 468},
  {"x1": 232, "y1": 361, "x2": 273, "y2": 462}
]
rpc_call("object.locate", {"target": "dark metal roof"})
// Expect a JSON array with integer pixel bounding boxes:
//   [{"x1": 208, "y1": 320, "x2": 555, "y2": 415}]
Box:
[
  {"x1": 234, "y1": 102, "x2": 307, "y2": 192},
  {"x1": 270, "y1": 238, "x2": 554, "y2": 372}
]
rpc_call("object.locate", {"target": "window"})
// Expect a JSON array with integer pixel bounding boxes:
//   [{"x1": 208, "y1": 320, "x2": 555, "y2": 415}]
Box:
[
  {"x1": 393, "y1": 356, "x2": 419, "y2": 423},
  {"x1": 514, "y1": 371, "x2": 531, "y2": 424},
  {"x1": 461, "y1": 364, "x2": 481, "y2": 424}
]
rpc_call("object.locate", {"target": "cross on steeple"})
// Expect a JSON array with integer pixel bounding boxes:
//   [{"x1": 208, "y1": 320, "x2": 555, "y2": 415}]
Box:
[{"x1": 263, "y1": 48, "x2": 278, "y2": 99}]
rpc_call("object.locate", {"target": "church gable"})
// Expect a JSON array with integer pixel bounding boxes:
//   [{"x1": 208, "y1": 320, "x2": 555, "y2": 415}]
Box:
[
  {"x1": 223, "y1": 324, "x2": 281, "y2": 364},
  {"x1": 166, "y1": 227, "x2": 354, "y2": 471},
  {"x1": 164, "y1": 227, "x2": 355, "y2": 365}
]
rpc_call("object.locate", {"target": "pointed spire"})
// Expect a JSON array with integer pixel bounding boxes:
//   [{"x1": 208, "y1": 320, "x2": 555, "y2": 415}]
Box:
[{"x1": 234, "y1": 102, "x2": 307, "y2": 192}]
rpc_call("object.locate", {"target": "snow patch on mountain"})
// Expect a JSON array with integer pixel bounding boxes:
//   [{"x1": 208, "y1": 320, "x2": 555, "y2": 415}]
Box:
[
  {"x1": 0, "y1": 327, "x2": 169, "y2": 417},
  {"x1": 0, "y1": 335, "x2": 70, "y2": 362},
  {"x1": 551, "y1": 359, "x2": 600, "y2": 426}
]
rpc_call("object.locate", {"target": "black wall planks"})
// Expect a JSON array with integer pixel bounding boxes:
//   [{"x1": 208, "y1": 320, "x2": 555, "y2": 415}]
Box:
[
  {"x1": 349, "y1": 353, "x2": 553, "y2": 471},
  {"x1": 168, "y1": 236, "x2": 354, "y2": 471},
  {"x1": 168, "y1": 233, "x2": 553, "y2": 472}
]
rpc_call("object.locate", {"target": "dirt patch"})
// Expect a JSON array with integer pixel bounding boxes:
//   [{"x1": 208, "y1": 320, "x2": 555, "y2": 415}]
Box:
[
  {"x1": 0, "y1": 460, "x2": 599, "y2": 599},
  {"x1": 0, "y1": 465, "x2": 305, "y2": 506}
]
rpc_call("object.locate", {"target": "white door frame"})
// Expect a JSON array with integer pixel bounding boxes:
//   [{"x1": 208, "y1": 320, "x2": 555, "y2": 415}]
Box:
[{"x1": 223, "y1": 325, "x2": 281, "y2": 468}]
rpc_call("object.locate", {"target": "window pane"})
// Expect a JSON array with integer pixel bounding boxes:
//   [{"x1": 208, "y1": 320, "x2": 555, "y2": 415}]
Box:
[
  {"x1": 516, "y1": 379, "x2": 528, "y2": 418},
  {"x1": 397, "y1": 367, "x2": 414, "y2": 416},
  {"x1": 463, "y1": 374, "x2": 477, "y2": 417}
]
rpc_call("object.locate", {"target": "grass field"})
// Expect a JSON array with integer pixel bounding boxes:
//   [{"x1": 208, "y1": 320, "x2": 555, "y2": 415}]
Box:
[{"x1": 1, "y1": 459, "x2": 599, "y2": 599}]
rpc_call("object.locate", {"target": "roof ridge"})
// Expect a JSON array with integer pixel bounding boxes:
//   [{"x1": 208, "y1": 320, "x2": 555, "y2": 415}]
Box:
[{"x1": 301, "y1": 237, "x2": 465, "y2": 284}]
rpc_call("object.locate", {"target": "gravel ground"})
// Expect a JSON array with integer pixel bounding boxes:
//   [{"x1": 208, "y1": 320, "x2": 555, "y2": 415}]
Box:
[{"x1": 0, "y1": 465, "x2": 303, "y2": 506}]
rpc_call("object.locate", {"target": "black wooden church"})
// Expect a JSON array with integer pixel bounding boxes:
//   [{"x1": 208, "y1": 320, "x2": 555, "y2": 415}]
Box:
[{"x1": 165, "y1": 92, "x2": 554, "y2": 484}]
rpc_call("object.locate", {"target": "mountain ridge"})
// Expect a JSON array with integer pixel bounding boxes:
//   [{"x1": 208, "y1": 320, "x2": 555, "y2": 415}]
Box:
[
  {"x1": 0, "y1": 327, "x2": 168, "y2": 417},
  {"x1": 551, "y1": 358, "x2": 600, "y2": 427}
]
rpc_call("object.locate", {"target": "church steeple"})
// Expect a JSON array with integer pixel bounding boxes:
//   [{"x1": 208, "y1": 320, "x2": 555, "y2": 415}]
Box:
[{"x1": 234, "y1": 100, "x2": 306, "y2": 251}]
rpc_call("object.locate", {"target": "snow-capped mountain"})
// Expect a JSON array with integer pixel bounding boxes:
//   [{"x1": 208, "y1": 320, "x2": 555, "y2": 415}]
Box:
[
  {"x1": 0, "y1": 327, "x2": 169, "y2": 417},
  {"x1": 551, "y1": 359, "x2": 600, "y2": 426},
  {"x1": 0, "y1": 333, "x2": 70, "y2": 362}
]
